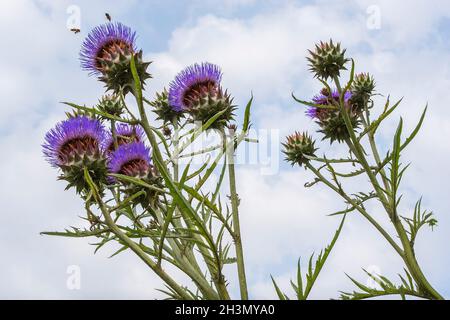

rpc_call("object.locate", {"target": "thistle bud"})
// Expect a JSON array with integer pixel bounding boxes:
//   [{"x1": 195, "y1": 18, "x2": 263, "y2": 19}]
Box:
[
  {"x1": 168, "y1": 62, "x2": 235, "y2": 130},
  {"x1": 282, "y1": 132, "x2": 316, "y2": 167},
  {"x1": 42, "y1": 116, "x2": 108, "y2": 193},
  {"x1": 80, "y1": 22, "x2": 151, "y2": 95},
  {"x1": 318, "y1": 111, "x2": 360, "y2": 144},
  {"x1": 307, "y1": 40, "x2": 349, "y2": 80},
  {"x1": 350, "y1": 73, "x2": 376, "y2": 111},
  {"x1": 150, "y1": 89, "x2": 184, "y2": 124},
  {"x1": 97, "y1": 94, "x2": 124, "y2": 118}
]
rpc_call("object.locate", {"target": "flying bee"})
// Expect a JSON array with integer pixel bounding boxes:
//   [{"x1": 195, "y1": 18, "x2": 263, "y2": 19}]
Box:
[
  {"x1": 105, "y1": 13, "x2": 112, "y2": 21},
  {"x1": 70, "y1": 28, "x2": 81, "y2": 34}
]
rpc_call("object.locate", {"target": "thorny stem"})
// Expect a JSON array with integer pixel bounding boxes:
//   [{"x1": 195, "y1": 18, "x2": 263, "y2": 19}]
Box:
[
  {"x1": 305, "y1": 163, "x2": 403, "y2": 256},
  {"x1": 223, "y1": 128, "x2": 249, "y2": 300},
  {"x1": 361, "y1": 115, "x2": 392, "y2": 194},
  {"x1": 131, "y1": 59, "x2": 229, "y2": 299},
  {"x1": 170, "y1": 119, "x2": 217, "y2": 297},
  {"x1": 152, "y1": 207, "x2": 220, "y2": 299},
  {"x1": 333, "y1": 77, "x2": 443, "y2": 300},
  {"x1": 85, "y1": 174, "x2": 192, "y2": 300}
]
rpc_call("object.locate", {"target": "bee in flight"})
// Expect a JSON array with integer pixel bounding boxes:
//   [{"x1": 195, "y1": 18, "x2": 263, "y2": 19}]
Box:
[
  {"x1": 70, "y1": 28, "x2": 80, "y2": 34},
  {"x1": 105, "y1": 13, "x2": 112, "y2": 21}
]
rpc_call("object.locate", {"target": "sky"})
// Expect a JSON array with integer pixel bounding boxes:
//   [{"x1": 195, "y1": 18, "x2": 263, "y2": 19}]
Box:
[{"x1": 0, "y1": 0, "x2": 450, "y2": 299}]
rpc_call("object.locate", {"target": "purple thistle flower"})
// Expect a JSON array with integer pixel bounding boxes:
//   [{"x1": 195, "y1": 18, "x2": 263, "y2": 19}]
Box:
[
  {"x1": 307, "y1": 89, "x2": 352, "y2": 120},
  {"x1": 42, "y1": 116, "x2": 106, "y2": 168},
  {"x1": 80, "y1": 22, "x2": 137, "y2": 75},
  {"x1": 168, "y1": 62, "x2": 222, "y2": 111},
  {"x1": 108, "y1": 141, "x2": 151, "y2": 179},
  {"x1": 105, "y1": 123, "x2": 145, "y2": 153}
]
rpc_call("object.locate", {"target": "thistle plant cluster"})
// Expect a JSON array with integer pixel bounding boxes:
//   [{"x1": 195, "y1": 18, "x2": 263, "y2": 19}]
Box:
[
  {"x1": 42, "y1": 21, "x2": 442, "y2": 300},
  {"x1": 42, "y1": 22, "x2": 252, "y2": 300},
  {"x1": 278, "y1": 40, "x2": 443, "y2": 300}
]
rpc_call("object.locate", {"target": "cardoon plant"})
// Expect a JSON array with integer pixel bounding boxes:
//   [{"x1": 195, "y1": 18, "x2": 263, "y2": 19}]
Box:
[
  {"x1": 42, "y1": 20, "x2": 442, "y2": 301},
  {"x1": 275, "y1": 40, "x2": 443, "y2": 300},
  {"x1": 42, "y1": 22, "x2": 254, "y2": 300}
]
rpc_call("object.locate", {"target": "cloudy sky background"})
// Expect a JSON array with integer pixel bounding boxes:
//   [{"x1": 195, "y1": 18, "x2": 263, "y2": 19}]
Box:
[{"x1": 1, "y1": 0, "x2": 450, "y2": 299}]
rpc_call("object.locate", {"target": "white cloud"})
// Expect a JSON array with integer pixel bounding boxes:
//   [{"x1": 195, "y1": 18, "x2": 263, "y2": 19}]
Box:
[{"x1": 1, "y1": 0, "x2": 450, "y2": 299}]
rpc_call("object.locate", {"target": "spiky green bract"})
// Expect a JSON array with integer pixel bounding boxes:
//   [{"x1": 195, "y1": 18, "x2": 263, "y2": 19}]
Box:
[
  {"x1": 283, "y1": 132, "x2": 317, "y2": 167},
  {"x1": 97, "y1": 94, "x2": 124, "y2": 118},
  {"x1": 318, "y1": 110, "x2": 360, "y2": 144},
  {"x1": 99, "y1": 49, "x2": 151, "y2": 95},
  {"x1": 59, "y1": 158, "x2": 108, "y2": 195},
  {"x1": 188, "y1": 84, "x2": 236, "y2": 130},
  {"x1": 150, "y1": 89, "x2": 185, "y2": 124},
  {"x1": 307, "y1": 40, "x2": 349, "y2": 80},
  {"x1": 124, "y1": 168, "x2": 163, "y2": 209},
  {"x1": 350, "y1": 73, "x2": 376, "y2": 112}
]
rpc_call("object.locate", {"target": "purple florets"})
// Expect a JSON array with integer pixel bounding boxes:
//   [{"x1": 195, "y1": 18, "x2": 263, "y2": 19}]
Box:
[
  {"x1": 108, "y1": 141, "x2": 151, "y2": 178},
  {"x1": 168, "y1": 62, "x2": 222, "y2": 111},
  {"x1": 80, "y1": 22, "x2": 137, "y2": 74},
  {"x1": 105, "y1": 123, "x2": 145, "y2": 153},
  {"x1": 307, "y1": 89, "x2": 352, "y2": 119},
  {"x1": 42, "y1": 116, "x2": 106, "y2": 168}
]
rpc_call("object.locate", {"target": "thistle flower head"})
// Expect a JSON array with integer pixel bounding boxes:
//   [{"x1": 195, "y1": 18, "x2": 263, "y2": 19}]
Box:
[
  {"x1": 105, "y1": 123, "x2": 145, "y2": 153},
  {"x1": 168, "y1": 62, "x2": 222, "y2": 111},
  {"x1": 80, "y1": 22, "x2": 136, "y2": 74},
  {"x1": 307, "y1": 88, "x2": 352, "y2": 120},
  {"x1": 282, "y1": 132, "x2": 317, "y2": 167},
  {"x1": 307, "y1": 40, "x2": 349, "y2": 80},
  {"x1": 305, "y1": 89, "x2": 359, "y2": 144},
  {"x1": 169, "y1": 62, "x2": 235, "y2": 130},
  {"x1": 43, "y1": 116, "x2": 108, "y2": 193},
  {"x1": 43, "y1": 116, "x2": 106, "y2": 168},
  {"x1": 108, "y1": 141, "x2": 151, "y2": 179},
  {"x1": 80, "y1": 22, "x2": 151, "y2": 95}
]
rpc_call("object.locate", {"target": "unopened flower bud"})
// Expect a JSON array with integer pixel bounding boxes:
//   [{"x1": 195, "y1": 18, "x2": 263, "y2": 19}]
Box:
[
  {"x1": 307, "y1": 40, "x2": 349, "y2": 80},
  {"x1": 350, "y1": 73, "x2": 376, "y2": 111},
  {"x1": 283, "y1": 132, "x2": 317, "y2": 167},
  {"x1": 97, "y1": 94, "x2": 124, "y2": 117},
  {"x1": 150, "y1": 89, "x2": 184, "y2": 124}
]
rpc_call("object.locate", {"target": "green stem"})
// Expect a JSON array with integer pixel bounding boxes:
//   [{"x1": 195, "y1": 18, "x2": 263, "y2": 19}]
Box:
[
  {"x1": 224, "y1": 129, "x2": 249, "y2": 300},
  {"x1": 131, "y1": 58, "x2": 230, "y2": 299},
  {"x1": 306, "y1": 163, "x2": 403, "y2": 256},
  {"x1": 393, "y1": 218, "x2": 443, "y2": 299},
  {"x1": 96, "y1": 197, "x2": 192, "y2": 300},
  {"x1": 171, "y1": 119, "x2": 217, "y2": 297},
  {"x1": 334, "y1": 77, "x2": 442, "y2": 300},
  {"x1": 153, "y1": 207, "x2": 220, "y2": 299}
]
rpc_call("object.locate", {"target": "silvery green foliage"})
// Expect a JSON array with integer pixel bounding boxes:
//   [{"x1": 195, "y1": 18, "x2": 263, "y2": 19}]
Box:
[
  {"x1": 43, "y1": 23, "x2": 254, "y2": 300},
  {"x1": 278, "y1": 40, "x2": 442, "y2": 300},
  {"x1": 42, "y1": 22, "x2": 443, "y2": 300}
]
